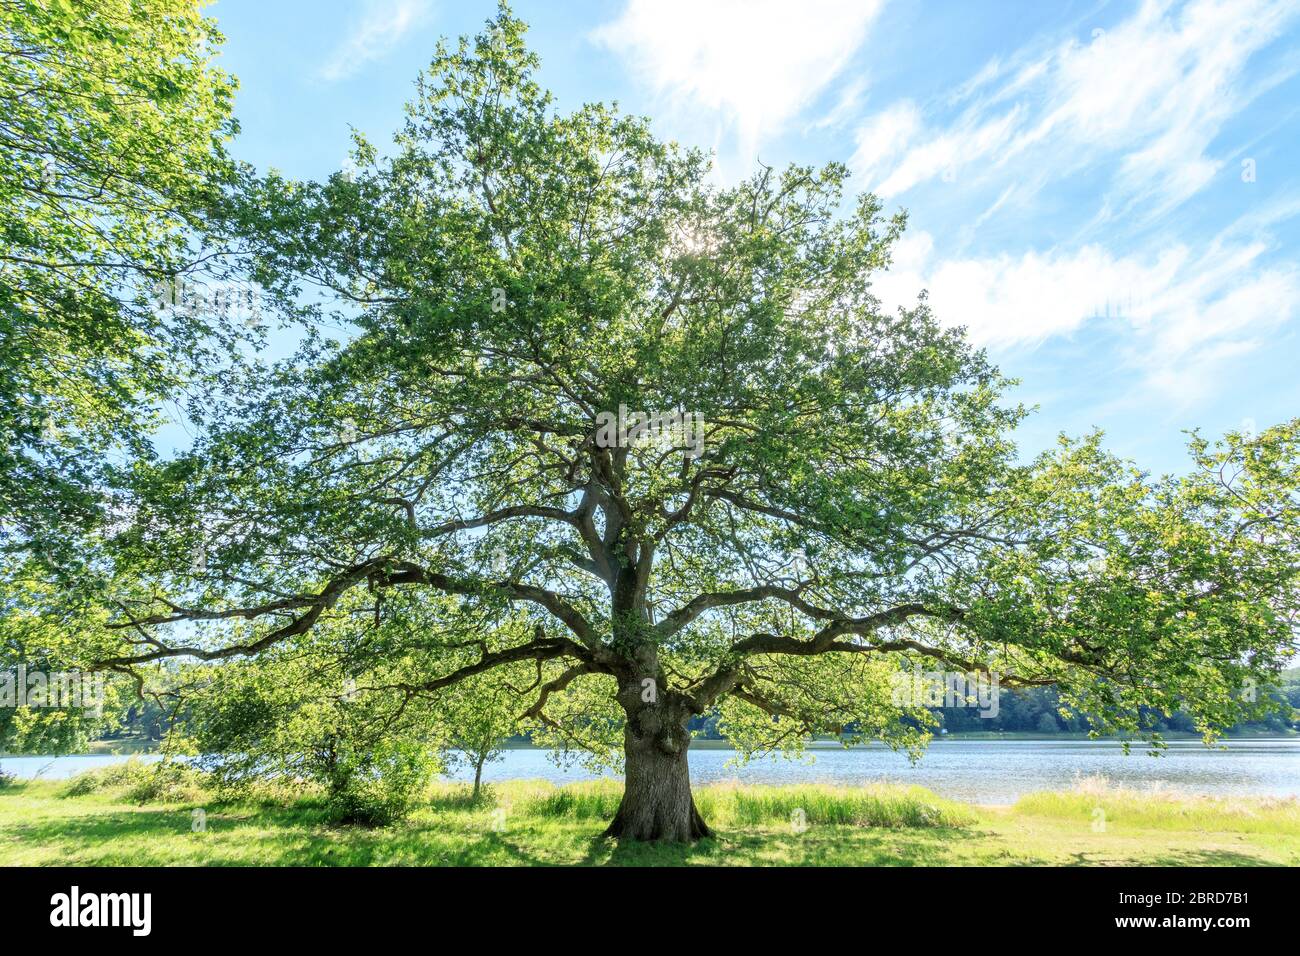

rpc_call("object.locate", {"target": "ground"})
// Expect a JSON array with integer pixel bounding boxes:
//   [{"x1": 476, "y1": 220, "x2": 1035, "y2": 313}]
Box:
[{"x1": 1, "y1": 776, "x2": 1296, "y2": 866}]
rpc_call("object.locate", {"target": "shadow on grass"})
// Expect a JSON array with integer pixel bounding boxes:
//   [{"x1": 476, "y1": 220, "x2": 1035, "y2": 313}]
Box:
[
  {"x1": 579, "y1": 825, "x2": 977, "y2": 867},
  {"x1": 6, "y1": 804, "x2": 324, "y2": 858},
  {"x1": 6, "y1": 792, "x2": 1287, "y2": 867},
  {"x1": 1062, "y1": 848, "x2": 1279, "y2": 867},
  {"x1": 426, "y1": 789, "x2": 492, "y2": 813},
  {"x1": 5, "y1": 800, "x2": 575, "y2": 867}
]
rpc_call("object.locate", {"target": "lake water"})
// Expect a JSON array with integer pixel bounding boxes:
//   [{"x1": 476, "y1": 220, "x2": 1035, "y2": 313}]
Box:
[{"x1": 4, "y1": 738, "x2": 1297, "y2": 805}]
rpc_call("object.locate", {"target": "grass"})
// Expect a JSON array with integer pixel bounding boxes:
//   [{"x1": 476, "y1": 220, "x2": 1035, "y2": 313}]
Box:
[
  {"x1": 1015, "y1": 774, "x2": 1300, "y2": 836},
  {"x1": 0, "y1": 771, "x2": 1296, "y2": 866}
]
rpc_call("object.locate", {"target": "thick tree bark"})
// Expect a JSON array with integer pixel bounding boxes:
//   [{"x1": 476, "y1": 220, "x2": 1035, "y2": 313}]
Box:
[{"x1": 602, "y1": 695, "x2": 713, "y2": 842}]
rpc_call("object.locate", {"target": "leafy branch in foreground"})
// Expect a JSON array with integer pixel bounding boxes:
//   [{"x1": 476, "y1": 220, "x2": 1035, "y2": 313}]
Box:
[{"x1": 0, "y1": 0, "x2": 242, "y2": 571}]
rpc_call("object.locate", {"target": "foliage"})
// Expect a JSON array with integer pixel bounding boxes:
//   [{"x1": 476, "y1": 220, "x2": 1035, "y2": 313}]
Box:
[
  {"x1": 180, "y1": 633, "x2": 441, "y2": 824},
  {"x1": 107, "y1": 695, "x2": 175, "y2": 742},
  {"x1": 62, "y1": 766, "x2": 124, "y2": 798},
  {"x1": 1, "y1": 572, "x2": 126, "y2": 756},
  {"x1": 0, "y1": 0, "x2": 242, "y2": 762},
  {"x1": 121, "y1": 758, "x2": 206, "y2": 804},
  {"x1": 178, "y1": 601, "x2": 546, "y2": 822},
  {"x1": 0, "y1": 0, "x2": 239, "y2": 570},
  {"x1": 926, "y1": 678, "x2": 1298, "y2": 735}
]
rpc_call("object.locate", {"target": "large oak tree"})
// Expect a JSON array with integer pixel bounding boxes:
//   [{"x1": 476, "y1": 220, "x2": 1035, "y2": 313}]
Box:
[{"x1": 87, "y1": 9, "x2": 1298, "y2": 841}]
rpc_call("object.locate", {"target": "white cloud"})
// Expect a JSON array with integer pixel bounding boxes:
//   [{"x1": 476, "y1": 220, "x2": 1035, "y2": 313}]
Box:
[
  {"x1": 873, "y1": 107, "x2": 1023, "y2": 198},
  {"x1": 854, "y1": 0, "x2": 1299, "y2": 212},
  {"x1": 873, "y1": 229, "x2": 1300, "y2": 406},
  {"x1": 848, "y1": 101, "x2": 921, "y2": 179},
  {"x1": 809, "y1": 76, "x2": 869, "y2": 132},
  {"x1": 593, "y1": 0, "x2": 884, "y2": 157},
  {"x1": 319, "y1": 0, "x2": 432, "y2": 82}
]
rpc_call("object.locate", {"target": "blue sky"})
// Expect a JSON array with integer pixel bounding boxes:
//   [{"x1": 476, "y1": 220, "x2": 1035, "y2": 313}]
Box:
[{"x1": 205, "y1": 0, "x2": 1300, "y2": 475}]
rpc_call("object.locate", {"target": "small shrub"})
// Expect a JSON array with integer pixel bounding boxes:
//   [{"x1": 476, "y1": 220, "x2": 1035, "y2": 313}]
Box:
[
  {"x1": 63, "y1": 771, "x2": 105, "y2": 797},
  {"x1": 62, "y1": 758, "x2": 206, "y2": 804},
  {"x1": 324, "y1": 740, "x2": 437, "y2": 827},
  {"x1": 0, "y1": 766, "x2": 16, "y2": 789},
  {"x1": 62, "y1": 758, "x2": 148, "y2": 797},
  {"x1": 124, "y1": 760, "x2": 206, "y2": 804}
]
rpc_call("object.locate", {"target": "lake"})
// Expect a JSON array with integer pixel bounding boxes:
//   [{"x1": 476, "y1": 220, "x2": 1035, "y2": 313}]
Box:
[{"x1": 3, "y1": 737, "x2": 1297, "y2": 805}]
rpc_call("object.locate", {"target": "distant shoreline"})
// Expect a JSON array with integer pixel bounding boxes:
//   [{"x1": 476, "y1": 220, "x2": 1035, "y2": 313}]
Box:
[{"x1": 3, "y1": 728, "x2": 1294, "y2": 760}]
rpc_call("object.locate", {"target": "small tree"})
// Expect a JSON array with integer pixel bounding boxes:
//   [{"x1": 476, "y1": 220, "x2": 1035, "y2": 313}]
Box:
[
  {"x1": 84, "y1": 8, "x2": 1299, "y2": 841},
  {"x1": 437, "y1": 678, "x2": 518, "y2": 800}
]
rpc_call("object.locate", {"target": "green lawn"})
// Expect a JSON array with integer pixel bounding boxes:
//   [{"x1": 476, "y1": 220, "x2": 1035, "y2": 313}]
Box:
[{"x1": 1, "y1": 776, "x2": 1296, "y2": 866}]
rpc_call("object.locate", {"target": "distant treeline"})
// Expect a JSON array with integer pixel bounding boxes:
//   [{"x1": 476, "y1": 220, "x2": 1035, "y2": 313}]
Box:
[
  {"x1": 688, "y1": 672, "x2": 1300, "y2": 739},
  {"x1": 920, "y1": 681, "x2": 1298, "y2": 736},
  {"x1": 105, "y1": 672, "x2": 1300, "y2": 744}
]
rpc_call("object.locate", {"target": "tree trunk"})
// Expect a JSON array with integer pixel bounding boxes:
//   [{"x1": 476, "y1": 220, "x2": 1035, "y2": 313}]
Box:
[
  {"x1": 602, "y1": 699, "x2": 713, "y2": 842},
  {"x1": 472, "y1": 751, "x2": 485, "y2": 800}
]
